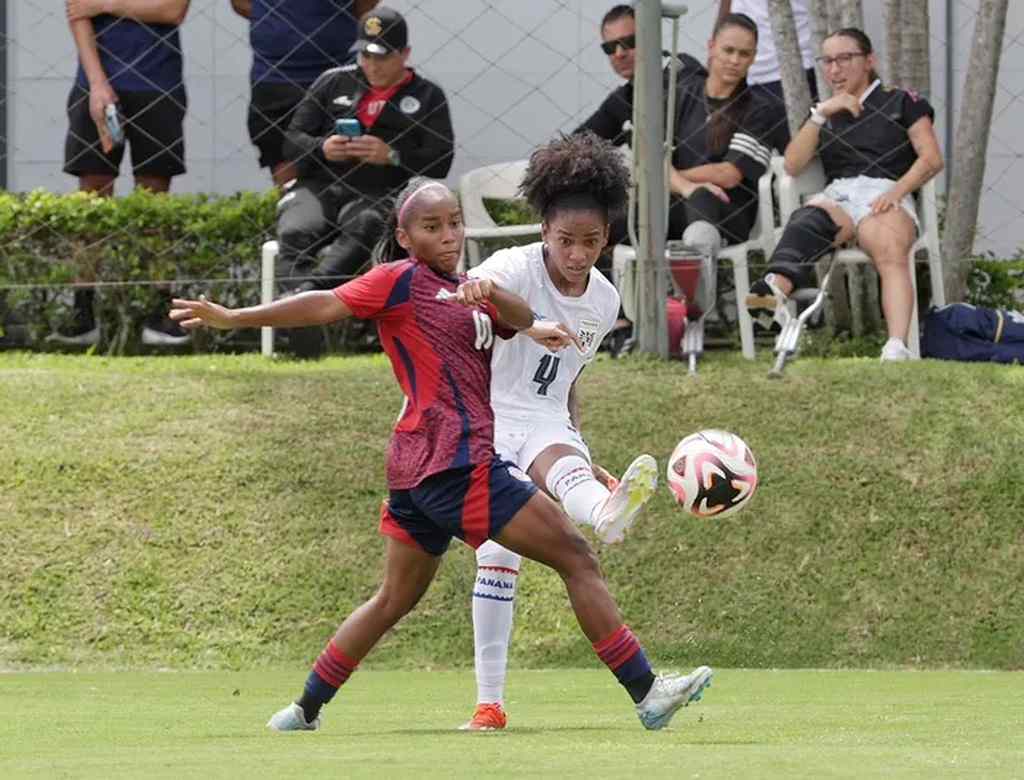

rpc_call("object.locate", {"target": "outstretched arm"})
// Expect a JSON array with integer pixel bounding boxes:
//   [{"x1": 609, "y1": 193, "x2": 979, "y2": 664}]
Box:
[
  {"x1": 171, "y1": 291, "x2": 352, "y2": 330},
  {"x1": 455, "y1": 278, "x2": 534, "y2": 332}
]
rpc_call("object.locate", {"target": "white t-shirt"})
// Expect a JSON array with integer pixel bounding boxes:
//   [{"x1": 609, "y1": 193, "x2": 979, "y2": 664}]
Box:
[
  {"x1": 469, "y1": 242, "x2": 620, "y2": 424},
  {"x1": 729, "y1": 0, "x2": 815, "y2": 85}
]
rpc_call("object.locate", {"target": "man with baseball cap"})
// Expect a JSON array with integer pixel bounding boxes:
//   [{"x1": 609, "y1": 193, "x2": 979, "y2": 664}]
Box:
[{"x1": 276, "y1": 6, "x2": 455, "y2": 356}]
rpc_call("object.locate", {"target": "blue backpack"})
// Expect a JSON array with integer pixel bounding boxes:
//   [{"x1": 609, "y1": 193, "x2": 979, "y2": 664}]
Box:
[{"x1": 922, "y1": 303, "x2": 1024, "y2": 364}]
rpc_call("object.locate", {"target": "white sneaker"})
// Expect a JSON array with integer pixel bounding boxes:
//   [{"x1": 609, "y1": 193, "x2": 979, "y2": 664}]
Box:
[
  {"x1": 593, "y1": 454, "x2": 657, "y2": 544},
  {"x1": 880, "y1": 337, "x2": 913, "y2": 362},
  {"x1": 636, "y1": 666, "x2": 713, "y2": 731},
  {"x1": 45, "y1": 325, "x2": 100, "y2": 347},
  {"x1": 141, "y1": 325, "x2": 191, "y2": 346},
  {"x1": 266, "y1": 702, "x2": 321, "y2": 731}
]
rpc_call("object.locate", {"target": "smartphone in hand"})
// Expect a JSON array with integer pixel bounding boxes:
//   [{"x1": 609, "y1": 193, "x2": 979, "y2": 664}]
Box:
[
  {"x1": 335, "y1": 118, "x2": 363, "y2": 138},
  {"x1": 105, "y1": 103, "x2": 125, "y2": 147}
]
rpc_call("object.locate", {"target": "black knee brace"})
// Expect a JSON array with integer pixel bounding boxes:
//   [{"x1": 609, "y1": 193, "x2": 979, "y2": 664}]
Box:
[{"x1": 766, "y1": 206, "x2": 840, "y2": 290}]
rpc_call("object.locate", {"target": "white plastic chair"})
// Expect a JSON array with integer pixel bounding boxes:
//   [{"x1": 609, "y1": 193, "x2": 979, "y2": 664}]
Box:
[
  {"x1": 769, "y1": 157, "x2": 946, "y2": 359},
  {"x1": 612, "y1": 166, "x2": 777, "y2": 361},
  {"x1": 459, "y1": 160, "x2": 542, "y2": 269},
  {"x1": 260, "y1": 240, "x2": 278, "y2": 356}
]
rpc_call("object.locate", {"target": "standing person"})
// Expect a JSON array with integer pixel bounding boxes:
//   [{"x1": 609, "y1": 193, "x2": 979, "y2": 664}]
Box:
[
  {"x1": 57, "y1": 0, "x2": 192, "y2": 347},
  {"x1": 229, "y1": 0, "x2": 380, "y2": 188},
  {"x1": 716, "y1": 0, "x2": 819, "y2": 151},
  {"x1": 458, "y1": 132, "x2": 660, "y2": 732},
  {"x1": 666, "y1": 14, "x2": 777, "y2": 265},
  {"x1": 745, "y1": 28, "x2": 943, "y2": 361},
  {"x1": 170, "y1": 178, "x2": 713, "y2": 734}
]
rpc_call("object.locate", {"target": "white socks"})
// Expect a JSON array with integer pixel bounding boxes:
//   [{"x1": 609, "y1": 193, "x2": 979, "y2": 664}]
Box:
[
  {"x1": 544, "y1": 454, "x2": 612, "y2": 527},
  {"x1": 472, "y1": 540, "x2": 521, "y2": 705}
]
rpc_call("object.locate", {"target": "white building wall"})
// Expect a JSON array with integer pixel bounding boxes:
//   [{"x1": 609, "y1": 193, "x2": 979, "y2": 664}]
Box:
[{"x1": 6, "y1": 0, "x2": 1023, "y2": 256}]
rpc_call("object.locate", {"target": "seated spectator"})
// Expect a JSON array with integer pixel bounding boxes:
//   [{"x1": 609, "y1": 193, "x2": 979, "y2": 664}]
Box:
[
  {"x1": 717, "y1": 0, "x2": 818, "y2": 151},
  {"x1": 745, "y1": 28, "x2": 943, "y2": 362},
  {"x1": 277, "y1": 6, "x2": 453, "y2": 303},
  {"x1": 57, "y1": 0, "x2": 191, "y2": 347},
  {"x1": 230, "y1": 0, "x2": 380, "y2": 188},
  {"x1": 666, "y1": 14, "x2": 778, "y2": 265},
  {"x1": 575, "y1": 4, "x2": 705, "y2": 150}
]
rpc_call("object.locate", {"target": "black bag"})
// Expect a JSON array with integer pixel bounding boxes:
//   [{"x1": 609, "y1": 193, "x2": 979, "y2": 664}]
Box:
[{"x1": 922, "y1": 303, "x2": 1024, "y2": 364}]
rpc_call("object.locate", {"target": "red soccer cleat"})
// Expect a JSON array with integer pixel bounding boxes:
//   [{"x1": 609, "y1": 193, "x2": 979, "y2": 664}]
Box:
[{"x1": 458, "y1": 702, "x2": 508, "y2": 731}]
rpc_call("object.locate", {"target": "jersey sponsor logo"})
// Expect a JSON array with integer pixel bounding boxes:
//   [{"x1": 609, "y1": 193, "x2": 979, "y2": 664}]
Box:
[
  {"x1": 399, "y1": 96, "x2": 421, "y2": 114},
  {"x1": 472, "y1": 310, "x2": 494, "y2": 350},
  {"x1": 333, "y1": 95, "x2": 354, "y2": 107},
  {"x1": 576, "y1": 318, "x2": 602, "y2": 354}
]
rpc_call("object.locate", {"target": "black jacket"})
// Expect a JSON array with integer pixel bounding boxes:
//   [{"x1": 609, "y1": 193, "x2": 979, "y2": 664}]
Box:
[
  {"x1": 574, "y1": 53, "x2": 706, "y2": 146},
  {"x1": 285, "y1": 63, "x2": 455, "y2": 196}
]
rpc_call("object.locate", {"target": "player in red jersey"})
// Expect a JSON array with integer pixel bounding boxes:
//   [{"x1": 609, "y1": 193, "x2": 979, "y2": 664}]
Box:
[{"x1": 170, "y1": 177, "x2": 712, "y2": 732}]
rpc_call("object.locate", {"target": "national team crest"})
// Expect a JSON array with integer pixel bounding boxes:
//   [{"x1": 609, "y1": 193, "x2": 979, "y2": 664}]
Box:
[
  {"x1": 365, "y1": 16, "x2": 383, "y2": 35},
  {"x1": 576, "y1": 318, "x2": 602, "y2": 354}
]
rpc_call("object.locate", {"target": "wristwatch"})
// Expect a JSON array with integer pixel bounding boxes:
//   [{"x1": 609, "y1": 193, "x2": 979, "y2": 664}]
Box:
[
  {"x1": 387, "y1": 148, "x2": 401, "y2": 167},
  {"x1": 809, "y1": 104, "x2": 827, "y2": 127}
]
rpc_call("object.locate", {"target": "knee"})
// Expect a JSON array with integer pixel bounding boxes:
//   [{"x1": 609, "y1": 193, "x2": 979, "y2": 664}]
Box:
[
  {"x1": 477, "y1": 539, "x2": 522, "y2": 571},
  {"x1": 681, "y1": 220, "x2": 722, "y2": 256}
]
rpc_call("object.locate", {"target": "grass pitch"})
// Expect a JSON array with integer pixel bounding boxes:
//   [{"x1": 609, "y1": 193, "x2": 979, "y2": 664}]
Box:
[{"x1": 2, "y1": 669, "x2": 1022, "y2": 779}]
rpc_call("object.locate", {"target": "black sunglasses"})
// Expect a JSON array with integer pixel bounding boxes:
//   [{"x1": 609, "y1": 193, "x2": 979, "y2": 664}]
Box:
[{"x1": 600, "y1": 34, "x2": 636, "y2": 56}]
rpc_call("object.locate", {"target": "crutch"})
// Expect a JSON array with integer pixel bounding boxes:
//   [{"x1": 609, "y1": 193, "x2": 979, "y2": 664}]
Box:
[{"x1": 767, "y1": 263, "x2": 833, "y2": 379}]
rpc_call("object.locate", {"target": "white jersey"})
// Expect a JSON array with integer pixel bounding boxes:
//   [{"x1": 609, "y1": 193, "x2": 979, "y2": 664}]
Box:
[
  {"x1": 729, "y1": 0, "x2": 814, "y2": 85},
  {"x1": 469, "y1": 242, "x2": 619, "y2": 425}
]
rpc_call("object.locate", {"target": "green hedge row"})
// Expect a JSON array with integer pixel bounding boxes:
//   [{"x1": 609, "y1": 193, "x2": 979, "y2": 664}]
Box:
[{"x1": 0, "y1": 189, "x2": 277, "y2": 353}]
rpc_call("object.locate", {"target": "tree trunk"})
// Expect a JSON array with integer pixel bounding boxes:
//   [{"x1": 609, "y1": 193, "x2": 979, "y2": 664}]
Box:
[
  {"x1": 808, "y1": 0, "x2": 833, "y2": 98},
  {"x1": 900, "y1": 1, "x2": 931, "y2": 97},
  {"x1": 836, "y1": 0, "x2": 863, "y2": 28},
  {"x1": 767, "y1": 0, "x2": 813, "y2": 137},
  {"x1": 941, "y1": 0, "x2": 1010, "y2": 303},
  {"x1": 884, "y1": 0, "x2": 904, "y2": 85},
  {"x1": 825, "y1": 0, "x2": 842, "y2": 31}
]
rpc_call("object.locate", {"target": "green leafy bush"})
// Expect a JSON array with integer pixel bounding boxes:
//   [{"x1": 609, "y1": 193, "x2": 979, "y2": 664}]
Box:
[
  {"x1": 0, "y1": 188, "x2": 277, "y2": 353},
  {"x1": 967, "y1": 256, "x2": 1024, "y2": 310}
]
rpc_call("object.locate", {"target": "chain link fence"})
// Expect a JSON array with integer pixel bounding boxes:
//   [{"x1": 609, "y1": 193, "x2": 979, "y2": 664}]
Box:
[{"x1": 1, "y1": 0, "x2": 1022, "y2": 354}]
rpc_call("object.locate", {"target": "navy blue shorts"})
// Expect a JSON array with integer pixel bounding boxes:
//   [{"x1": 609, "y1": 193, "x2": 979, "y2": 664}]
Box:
[{"x1": 380, "y1": 456, "x2": 538, "y2": 556}]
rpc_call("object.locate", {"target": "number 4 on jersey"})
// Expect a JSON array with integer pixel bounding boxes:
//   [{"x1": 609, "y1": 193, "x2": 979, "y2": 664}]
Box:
[{"x1": 532, "y1": 354, "x2": 560, "y2": 396}]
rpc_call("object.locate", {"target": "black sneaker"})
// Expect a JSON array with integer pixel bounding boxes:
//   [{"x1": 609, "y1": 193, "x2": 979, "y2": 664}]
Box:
[
  {"x1": 46, "y1": 324, "x2": 100, "y2": 346},
  {"x1": 141, "y1": 318, "x2": 190, "y2": 347}
]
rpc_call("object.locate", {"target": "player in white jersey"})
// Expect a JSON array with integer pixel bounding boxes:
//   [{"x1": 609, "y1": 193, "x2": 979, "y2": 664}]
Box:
[{"x1": 459, "y1": 132, "x2": 659, "y2": 731}]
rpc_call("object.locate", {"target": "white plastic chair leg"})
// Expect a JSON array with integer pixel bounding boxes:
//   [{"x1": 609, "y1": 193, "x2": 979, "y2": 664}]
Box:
[
  {"x1": 261, "y1": 240, "x2": 278, "y2": 357},
  {"x1": 732, "y1": 252, "x2": 756, "y2": 360}
]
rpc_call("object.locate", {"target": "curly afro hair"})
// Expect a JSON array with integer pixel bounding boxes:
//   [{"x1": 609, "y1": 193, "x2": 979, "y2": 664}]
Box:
[{"x1": 519, "y1": 131, "x2": 630, "y2": 223}]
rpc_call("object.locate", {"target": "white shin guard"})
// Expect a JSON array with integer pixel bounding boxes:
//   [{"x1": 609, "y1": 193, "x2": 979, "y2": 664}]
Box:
[
  {"x1": 544, "y1": 454, "x2": 611, "y2": 528},
  {"x1": 472, "y1": 540, "x2": 521, "y2": 705}
]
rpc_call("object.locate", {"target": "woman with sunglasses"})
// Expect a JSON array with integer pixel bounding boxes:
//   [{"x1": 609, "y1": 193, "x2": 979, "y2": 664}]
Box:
[
  {"x1": 745, "y1": 27, "x2": 943, "y2": 362},
  {"x1": 665, "y1": 13, "x2": 779, "y2": 268}
]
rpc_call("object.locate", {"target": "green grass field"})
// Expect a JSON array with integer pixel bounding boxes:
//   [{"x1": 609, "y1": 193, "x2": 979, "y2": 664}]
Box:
[{"x1": 2, "y1": 669, "x2": 1022, "y2": 778}]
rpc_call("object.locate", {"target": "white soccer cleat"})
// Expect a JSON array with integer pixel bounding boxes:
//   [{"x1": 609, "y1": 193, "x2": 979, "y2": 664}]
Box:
[
  {"x1": 266, "y1": 702, "x2": 321, "y2": 732},
  {"x1": 593, "y1": 454, "x2": 657, "y2": 544},
  {"x1": 880, "y1": 337, "x2": 913, "y2": 362},
  {"x1": 636, "y1": 666, "x2": 713, "y2": 731}
]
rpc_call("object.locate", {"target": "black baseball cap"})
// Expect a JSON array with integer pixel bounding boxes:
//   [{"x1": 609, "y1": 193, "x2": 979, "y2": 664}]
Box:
[{"x1": 350, "y1": 7, "x2": 409, "y2": 55}]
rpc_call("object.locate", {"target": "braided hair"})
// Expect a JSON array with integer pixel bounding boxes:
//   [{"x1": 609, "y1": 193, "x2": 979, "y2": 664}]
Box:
[
  {"x1": 519, "y1": 131, "x2": 630, "y2": 225},
  {"x1": 707, "y1": 12, "x2": 758, "y2": 155},
  {"x1": 373, "y1": 176, "x2": 450, "y2": 264}
]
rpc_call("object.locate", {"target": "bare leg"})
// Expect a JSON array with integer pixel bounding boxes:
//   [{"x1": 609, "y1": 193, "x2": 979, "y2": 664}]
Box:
[
  {"x1": 331, "y1": 537, "x2": 442, "y2": 659},
  {"x1": 272, "y1": 161, "x2": 298, "y2": 190},
  {"x1": 134, "y1": 175, "x2": 171, "y2": 193},
  {"x1": 856, "y1": 210, "x2": 916, "y2": 342},
  {"x1": 79, "y1": 174, "x2": 115, "y2": 197}
]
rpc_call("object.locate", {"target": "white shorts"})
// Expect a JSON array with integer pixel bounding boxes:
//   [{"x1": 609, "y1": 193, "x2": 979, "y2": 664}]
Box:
[
  {"x1": 813, "y1": 175, "x2": 919, "y2": 234},
  {"x1": 494, "y1": 417, "x2": 591, "y2": 473}
]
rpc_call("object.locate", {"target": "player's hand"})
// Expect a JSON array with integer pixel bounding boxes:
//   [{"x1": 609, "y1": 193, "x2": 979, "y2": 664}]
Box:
[
  {"x1": 170, "y1": 295, "x2": 237, "y2": 330},
  {"x1": 869, "y1": 189, "x2": 902, "y2": 215},
  {"x1": 88, "y1": 82, "x2": 118, "y2": 154},
  {"x1": 322, "y1": 135, "x2": 353, "y2": 162},
  {"x1": 591, "y1": 463, "x2": 619, "y2": 492},
  {"x1": 66, "y1": 0, "x2": 105, "y2": 22},
  {"x1": 455, "y1": 278, "x2": 494, "y2": 306},
  {"x1": 820, "y1": 92, "x2": 861, "y2": 119},
  {"x1": 693, "y1": 182, "x2": 730, "y2": 203},
  {"x1": 526, "y1": 320, "x2": 580, "y2": 352},
  {"x1": 343, "y1": 135, "x2": 392, "y2": 165}
]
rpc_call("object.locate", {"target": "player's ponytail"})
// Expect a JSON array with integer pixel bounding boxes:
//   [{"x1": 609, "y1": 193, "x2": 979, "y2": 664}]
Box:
[{"x1": 519, "y1": 131, "x2": 630, "y2": 225}]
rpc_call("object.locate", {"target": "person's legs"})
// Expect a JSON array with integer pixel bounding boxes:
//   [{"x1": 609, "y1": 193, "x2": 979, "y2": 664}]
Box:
[
  {"x1": 855, "y1": 209, "x2": 917, "y2": 350},
  {"x1": 275, "y1": 180, "x2": 338, "y2": 290},
  {"x1": 269, "y1": 536, "x2": 442, "y2": 730},
  {"x1": 311, "y1": 196, "x2": 389, "y2": 287}
]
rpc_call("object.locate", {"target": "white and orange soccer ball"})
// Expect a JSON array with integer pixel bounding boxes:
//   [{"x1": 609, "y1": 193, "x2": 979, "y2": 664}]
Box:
[{"x1": 666, "y1": 429, "x2": 758, "y2": 518}]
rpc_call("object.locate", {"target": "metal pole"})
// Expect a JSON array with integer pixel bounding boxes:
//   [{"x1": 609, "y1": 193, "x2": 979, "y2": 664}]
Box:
[
  {"x1": 634, "y1": 0, "x2": 669, "y2": 358},
  {"x1": 944, "y1": 0, "x2": 954, "y2": 195},
  {"x1": 0, "y1": 0, "x2": 7, "y2": 190}
]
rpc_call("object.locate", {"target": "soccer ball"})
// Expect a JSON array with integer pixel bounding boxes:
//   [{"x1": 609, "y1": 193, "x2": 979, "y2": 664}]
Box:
[{"x1": 666, "y1": 429, "x2": 757, "y2": 518}]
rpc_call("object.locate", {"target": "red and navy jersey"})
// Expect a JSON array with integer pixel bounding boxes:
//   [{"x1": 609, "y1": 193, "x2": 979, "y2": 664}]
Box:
[{"x1": 334, "y1": 260, "x2": 514, "y2": 490}]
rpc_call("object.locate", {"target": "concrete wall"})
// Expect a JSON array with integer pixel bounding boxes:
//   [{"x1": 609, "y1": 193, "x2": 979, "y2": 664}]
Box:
[{"x1": 5, "y1": 0, "x2": 1023, "y2": 255}]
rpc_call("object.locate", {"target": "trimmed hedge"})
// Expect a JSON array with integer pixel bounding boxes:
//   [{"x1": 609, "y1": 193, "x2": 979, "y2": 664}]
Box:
[{"x1": 0, "y1": 188, "x2": 277, "y2": 354}]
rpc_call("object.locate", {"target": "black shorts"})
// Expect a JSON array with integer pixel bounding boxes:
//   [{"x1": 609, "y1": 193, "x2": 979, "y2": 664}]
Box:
[
  {"x1": 63, "y1": 85, "x2": 187, "y2": 178},
  {"x1": 247, "y1": 82, "x2": 307, "y2": 169},
  {"x1": 380, "y1": 456, "x2": 538, "y2": 556}
]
